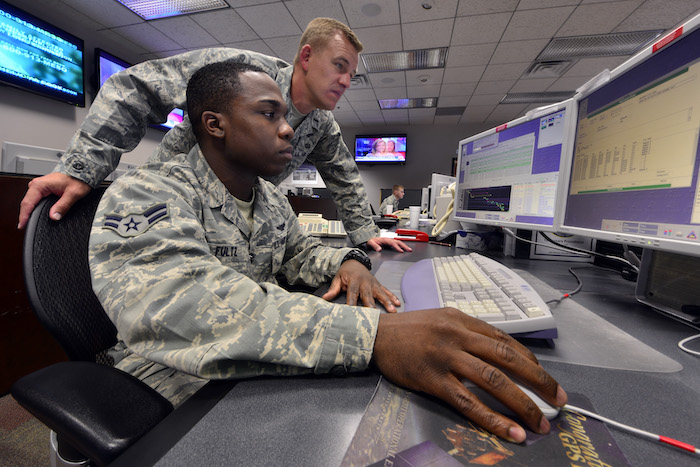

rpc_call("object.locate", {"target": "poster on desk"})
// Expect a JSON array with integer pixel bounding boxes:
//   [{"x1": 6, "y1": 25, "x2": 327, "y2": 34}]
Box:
[{"x1": 341, "y1": 377, "x2": 630, "y2": 466}]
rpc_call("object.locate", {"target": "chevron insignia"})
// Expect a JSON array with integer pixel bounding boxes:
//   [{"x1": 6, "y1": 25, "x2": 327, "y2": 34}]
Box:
[{"x1": 103, "y1": 203, "x2": 169, "y2": 237}]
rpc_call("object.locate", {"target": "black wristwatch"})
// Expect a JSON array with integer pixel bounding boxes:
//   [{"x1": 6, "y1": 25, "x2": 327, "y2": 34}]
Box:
[{"x1": 341, "y1": 249, "x2": 372, "y2": 271}]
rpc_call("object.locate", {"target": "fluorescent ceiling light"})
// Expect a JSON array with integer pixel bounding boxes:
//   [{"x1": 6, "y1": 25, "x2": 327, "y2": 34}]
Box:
[
  {"x1": 500, "y1": 92, "x2": 575, "y2": 104},
  {"x1": 537, "y1": 30, "x2": 664, "y2": 61},
  {"x1": 116, "y1": 0, "x2": 228, "y2": 20},
  {"x1": 379, "y1": 98, "x2": 437, "y2": 109},
  {"x1": 361, "y1": 48, "x2": 448, "y2": 73}
]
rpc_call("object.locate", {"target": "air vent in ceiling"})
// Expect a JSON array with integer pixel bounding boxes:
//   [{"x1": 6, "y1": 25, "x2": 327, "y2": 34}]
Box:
[
  {"x1": 350, "y1": 74, "x2": 371, "y2": 89},
  {"x1": 523, "y1": 60, "x2": 573, "y2": 79}
]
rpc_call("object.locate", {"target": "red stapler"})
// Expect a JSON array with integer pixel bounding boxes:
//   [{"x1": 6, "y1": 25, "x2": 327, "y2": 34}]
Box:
[{"x1": 395, "y1": 229, "x2": 429, "y2": 242}]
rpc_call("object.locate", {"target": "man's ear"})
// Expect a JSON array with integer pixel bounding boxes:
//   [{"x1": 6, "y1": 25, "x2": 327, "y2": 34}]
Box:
[
  {"x1": 202, "y1": 110, "x2": 225, "y2": 139},
  {"x1": 298, "y1": 44, "x2": 312, "y2": 72}
]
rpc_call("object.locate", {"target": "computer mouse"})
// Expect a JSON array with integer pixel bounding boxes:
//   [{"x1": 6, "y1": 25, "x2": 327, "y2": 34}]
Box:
[{"x1": 463, "y1": 379, "x2": 561, "y2": 420}]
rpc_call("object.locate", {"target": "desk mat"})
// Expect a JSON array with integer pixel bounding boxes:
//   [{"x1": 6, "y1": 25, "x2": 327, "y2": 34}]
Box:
[{"x1": 375, "y1": 261, "x2": 682, "y2": 373}]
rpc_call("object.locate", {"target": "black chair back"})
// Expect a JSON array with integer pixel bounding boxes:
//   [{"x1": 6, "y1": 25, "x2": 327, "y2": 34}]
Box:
[{"x1": 23, "y1": 187, "x2": 117, "y2": 362}]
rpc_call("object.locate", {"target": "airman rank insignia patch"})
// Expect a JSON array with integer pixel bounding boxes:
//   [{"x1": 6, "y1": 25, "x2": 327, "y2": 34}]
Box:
[{"x1": 103, "y1": 203, "x2": 168, "y2": 237}]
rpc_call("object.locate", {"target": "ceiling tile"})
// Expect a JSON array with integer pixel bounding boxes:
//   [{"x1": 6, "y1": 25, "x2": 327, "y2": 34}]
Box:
[
  {"x1": 456, "y1": 0, "x2": 518, "y2": 16},
  {"x1": 333, "y1": 113, "x2": 362, "y2": 126},
  {"x1": 469, "y1": 93, "x2": 506, "y2": 106},
  {"x1": 557, "y1": 1, "x2": 641, "y2": 36},
  {"x1": 445, "y1": 43, "x2": 498, "y2": 67},
  {"x1": 462, "y1": 104, "x2": 497, "y2": 122},
  {"x1": 546, "y1": 75, "x2": 589, "y2": 92},
  {"x1": 407, "y1": 84, "x2": 441, "y2": 98},
  {"x1": 284, "y1": 0, "x2": 348, "y2": 30},
  {"x1": 502, "y1": 7, "x2": 576, "y2": 41},
  {"x1": 341, "y1": 0, "x2": 400, "y2": 28},
  {"x1": 373, "y1": 87, "x2": 408, "y2": 99},
  {"x1": 451, "y1": 13, "x2": 513, "y2": 45},
  {"x1": 236, "y1": 2, "x2": 302, "y2": 38},
  {"x1": 487, "y1": 103, "x2": 529, "y2": 122},
  {"x1": 439, "y1": 82, "x2": 478, "y2": 97},
  {"x1": 227, "y1": 0, "x2": 283, "y2": 7},
  {"x1": 509, "y1": 77, "x2": 558, "y2": 92},
  {"x1": 474, "y1": 80, "x2": 516, "y2": 94},
  {"x1": 354, "y1": 25, "x2": 404, "y2": 53},
  {"x1": 150, "y1": 16, "x2": 219, "y2": 48},
  {"x1": 613, "y1": 0, "x2": 700, "y2": 32},
  {"x1": 112, "y1": 23, "x2": 182, "y2": 52},
  {"x1": 351, "y1": 100, "x2": 381, "y2": 111},
  {"x1": 443, "y1": 66, "x2": 486, "y2": 84},
  {"x1": 382, "y1": 109, "x2": 410, "y2": 123},
  {"x1": 438, "y1": 94, "x2": 470, "y2": 106},
  {"x1": 368, "y1": 72, "x2": 406, "y2": 88},
  {"x1": 562, "y1": 56, "x2": 629, "y2": 77},
  {"x1": 264, "y1": 35, "x2": 302, "y2": 62},
  {"x1": 62, "y1": 0, "x2": 142, "y2": 27},
  {"x1": 409, "y1": 107, "x2": 436, "y2": 124},
  {"x1": 344, "y1": 88, "x2": 379, "y2": 102},
  {"x1": 406, "y1": 69, "x2": 444, "y2": 86},
  {"x1": 400, "y1": 0, "x2": 458, "y2": 23},
  {"x1": 481, "y1": 62, "x2": 530, "y2": 81},
  {"x1": 517, "y1": 0, "x2": 578, "y2": 9},
  {"x1": 190, "y1": 8, "x2": 258, "y2": 43},
  {"x1": 434, "y1": 114, "x2": 462, "y2": 125},
  {"x1": 489, "y1": 39, "x2": 549, "y2": 64},
  {"x1": 221, "y1": 39, "x2": 275, "y2": 56},
  {"x1": 402, "y1": 18, "x2": 454, "y2": 50}
]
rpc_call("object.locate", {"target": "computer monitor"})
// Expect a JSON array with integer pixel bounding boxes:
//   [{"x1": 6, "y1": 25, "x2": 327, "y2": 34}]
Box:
[
  {"x1": 557, "y1": 14, "x2": 700, "y2": 257},
  {"x1": 452, "y1": 99, "x2": 575, "y2": 232},
  {"x1": 428, "y1": 173, "x2": 455, "y2": 219}
]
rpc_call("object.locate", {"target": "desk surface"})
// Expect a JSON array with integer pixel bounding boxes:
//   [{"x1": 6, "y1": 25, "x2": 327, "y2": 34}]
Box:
[{"x1": 112, "y1": 242, "x2": 700, "y2": 467}]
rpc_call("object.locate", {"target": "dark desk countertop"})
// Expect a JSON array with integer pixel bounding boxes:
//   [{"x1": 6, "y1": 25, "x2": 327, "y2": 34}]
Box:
[{"x1": 112, "y1": 242, "x2": 700, "y2": 467}]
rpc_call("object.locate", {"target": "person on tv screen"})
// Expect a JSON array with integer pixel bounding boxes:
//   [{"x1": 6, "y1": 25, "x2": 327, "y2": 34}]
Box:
[
  {"x1": 368, "y1": 138, "x2": 387, "y2": 158},
  {"x1": 89, "y1": 61, "x2": 567, "y2": 442},
  {"x1": 385, "y1": 139, "x2": 405, "y2": 160},
  {"x1": 17, "y1": 18, "x2": 411, "y2": 253}
]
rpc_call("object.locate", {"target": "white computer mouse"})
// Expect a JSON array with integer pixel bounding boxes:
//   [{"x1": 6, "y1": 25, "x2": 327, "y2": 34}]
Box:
[{"x1": 463, "y1": 379, "x2": 561, "y2": 420}]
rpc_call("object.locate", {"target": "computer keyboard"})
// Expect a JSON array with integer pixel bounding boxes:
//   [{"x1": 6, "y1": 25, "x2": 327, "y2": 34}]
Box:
[{"x1": 401, "y1": 253, "x2": 557, "y2": 340}]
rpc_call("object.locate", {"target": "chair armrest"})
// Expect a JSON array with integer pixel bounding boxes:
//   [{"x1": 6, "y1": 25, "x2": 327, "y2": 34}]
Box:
[{"x1": 11, "y1": 361, "x2": 174, "y2": 466}]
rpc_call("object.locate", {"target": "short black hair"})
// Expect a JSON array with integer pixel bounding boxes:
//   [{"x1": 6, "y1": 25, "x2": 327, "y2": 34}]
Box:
[{"x1": 186, "y1": 60, "x2": 266, "y2": 139}]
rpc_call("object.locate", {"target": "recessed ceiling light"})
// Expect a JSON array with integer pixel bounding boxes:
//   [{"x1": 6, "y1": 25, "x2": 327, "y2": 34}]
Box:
[
  {"x1": 361, "y1": 48, "x2": 448, "y2": 73},
  {"x1": 379, "y1": 98, "x2": 437, "y2": 109},
  {"x1": 116, "y1": 0, "x2": 228, "y2": 20}
]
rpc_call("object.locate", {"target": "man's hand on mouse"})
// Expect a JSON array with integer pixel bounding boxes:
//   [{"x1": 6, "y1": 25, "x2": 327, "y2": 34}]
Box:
[{"x1": 371, "y1": 308, "x2": 568, "y2": 443}]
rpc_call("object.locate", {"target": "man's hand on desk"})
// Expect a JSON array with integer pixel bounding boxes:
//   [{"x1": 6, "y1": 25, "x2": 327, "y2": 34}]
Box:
[
  {"x1": 365, "y1": 236, "x2": 413, "y2": 253},
  {"x1": 18, "y1": 172, "x2": 92, "y2": 229},
  {"x1": 371, "y1": 308, "x2": 568, "y2": 443},
  {"x1": 322, "y1": 260, "x2": 401, "y2": 312}
]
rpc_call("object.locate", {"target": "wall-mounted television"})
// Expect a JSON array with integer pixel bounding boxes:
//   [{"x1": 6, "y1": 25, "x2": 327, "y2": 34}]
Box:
[
  {"x1": 95, "y1": 48, "x2": 184, "y2": 132},
  {"x1": 0, "y1": 0, "x2": 85, "y2": 106},
  {"x1": 355, "y1": 134, "x2": 406, "y2": 164}
]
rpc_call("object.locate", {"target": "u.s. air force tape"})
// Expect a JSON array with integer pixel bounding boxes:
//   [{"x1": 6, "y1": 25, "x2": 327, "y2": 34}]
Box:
[{"x1": 103, "y1": 203, "x2": 169, "y2": 237}]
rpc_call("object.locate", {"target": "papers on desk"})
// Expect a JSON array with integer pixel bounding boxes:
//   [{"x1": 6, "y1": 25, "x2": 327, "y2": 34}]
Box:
[{"x1": 340, "y1": 377, "x2": 631, "y2": 466}]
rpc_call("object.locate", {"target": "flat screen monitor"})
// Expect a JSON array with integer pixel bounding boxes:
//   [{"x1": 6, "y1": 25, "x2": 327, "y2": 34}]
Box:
[
  {"x1": 0, "y1": 0, "x2": 85, "y2": 106},
  {"x1": 355, "y1": 135, "x2": 406, "y2": 164},
  {"x1": 429, "y1": 173, "x2": 455, "y2": 219},
  {"x1": 558, "y1": 14, "x2": 700, "y2": 257},
  {"x1": 95, "y1": 48, "x2": 184, "y2": 132},
  {"x1": 453, "y1": 99, "x2": 575, "y2": 231}
]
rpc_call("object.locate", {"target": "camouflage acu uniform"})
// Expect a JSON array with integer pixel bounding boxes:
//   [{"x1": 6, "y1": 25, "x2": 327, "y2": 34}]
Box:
[
  {"x1": 59, "y1": 48, "x2": 380, "y2": 245},
  {"x1": 89, "y1": 146, "x2": 380, "y2": 406},
  {"x1": 379, "y1": 194, "x2": 399, "y2": 214}
]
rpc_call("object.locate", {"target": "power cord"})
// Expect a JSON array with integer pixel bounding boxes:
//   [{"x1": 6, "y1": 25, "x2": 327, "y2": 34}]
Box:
[{"x1": 678, "y1": 333, "x2": 700, "y2": 357}]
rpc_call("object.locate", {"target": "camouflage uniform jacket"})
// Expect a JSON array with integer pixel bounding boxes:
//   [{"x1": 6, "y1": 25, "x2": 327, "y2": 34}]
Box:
[
  {"x1": 59, "y1": 47, "x2": 380, "y2": 245},
  {"x1": 89, "y1": 145, "x2": 380, "y2": 386},
  {"x1": 379, "y1": 194, "x2": 399, "y2": 214}
]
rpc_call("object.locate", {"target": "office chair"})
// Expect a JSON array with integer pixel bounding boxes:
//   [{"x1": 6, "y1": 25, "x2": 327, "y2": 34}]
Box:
[{"x1": 11, "y1": 188, "x2": 173, "y2": 467}]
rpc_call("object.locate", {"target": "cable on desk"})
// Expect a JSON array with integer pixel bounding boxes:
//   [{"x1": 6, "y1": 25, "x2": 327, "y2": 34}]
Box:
[
  {"x1": 563, "y1": 404, "x2": 700, "y2": 456},
  {"x1": 538, "y1": 232, "x2": 639, "y2": 273},
  {"x1": 546, "y1": 267, "x2": 584, "y2": 306},
  {"x1": 678, "y1": 333, "x2": 700, "y2": 357}
]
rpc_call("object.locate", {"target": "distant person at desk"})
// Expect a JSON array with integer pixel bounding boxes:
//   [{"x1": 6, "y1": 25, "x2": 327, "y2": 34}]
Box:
[
  {"x1": 90, "y1": 62, "x2": 566, "y2": 444},
  {"x1": 380, "y1": 184, "x2": 404, "y2": 214},
  {"x1": 17, "y1": 18, "x2": 410, "y2": 253}
]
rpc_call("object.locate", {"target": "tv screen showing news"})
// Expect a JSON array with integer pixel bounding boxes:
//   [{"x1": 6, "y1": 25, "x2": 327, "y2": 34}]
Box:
[
  {"x1": 0, "y1": 0, "x2": 85, "y2": 106},
  {"x1": 95, "y1": 48, "x2": 184, "y2": 132},
  {"x1": 355, "y1": 135, "x2": 406, "y2": 164}
]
